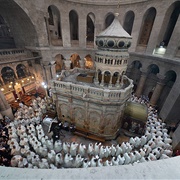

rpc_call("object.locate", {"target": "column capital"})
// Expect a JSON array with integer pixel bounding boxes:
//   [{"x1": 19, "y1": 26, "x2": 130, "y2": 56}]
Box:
[
  {"x1": 140, "y1": 68, "x2": 148, "y2": 76},
  {"x1": 157, "y1": 74, "x2": 166, "y2": 85}
]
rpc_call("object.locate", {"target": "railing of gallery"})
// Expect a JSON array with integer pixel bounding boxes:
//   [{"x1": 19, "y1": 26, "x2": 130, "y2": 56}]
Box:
[
  {"x1": 0, "y1": 49, "x2": 25, "y2": 56},
  {"x1": 0, "y1": 49, "x2": 28, "y2": 62},
  {"x1": 52, "y1": 80, "x2": 133, "y2": 102}
]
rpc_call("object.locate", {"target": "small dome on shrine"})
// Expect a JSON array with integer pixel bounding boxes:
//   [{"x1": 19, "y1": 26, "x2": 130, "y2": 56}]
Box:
[{"x1": 95, "y1": 13, "x2": 132, "y2": 49}]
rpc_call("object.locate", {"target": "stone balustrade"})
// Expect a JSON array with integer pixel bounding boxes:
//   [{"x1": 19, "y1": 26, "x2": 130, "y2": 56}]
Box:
[
  {"x1": 0, "y1": 49, "x2": 25, "y2": 56},
  {"x1": 0, "y1": 49, "x2": 29, "y2": 63},
  {"x1": 52, "y1": 78, "x2": 133, "y2": 103}
]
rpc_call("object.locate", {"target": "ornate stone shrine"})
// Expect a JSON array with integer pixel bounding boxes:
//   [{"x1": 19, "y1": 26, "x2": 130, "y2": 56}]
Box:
[{"x1": 51, "y1": 13, "x2": 133, "y2": 140}]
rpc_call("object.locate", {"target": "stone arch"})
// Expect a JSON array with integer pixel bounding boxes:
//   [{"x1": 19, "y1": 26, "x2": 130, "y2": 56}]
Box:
[
  {"x1": 70, "y1": 53, "x2": 81, "y2": 69},
  {"x1": 112, "y1": 71, "x2": 119, "y2": 84},
  {"x1": 16, "y1": 64, "x2": 29, "y2": 79},
  {"x1": 138, "y1": 7, "x2": 156, "y2": 46},
  {"x1": 104, "y1": 71, "x2": 111, "y2": 84},
  {"x1": 0, "y1": 1, "x2": 39, "y2": 47},
  {"x1": 104, "y1": 13, "x2": 115, "y2": 29},
  {"x1": 73, "y1": 107, "x2": 86, "y2": 129},
  {"x1": 1, "y1": 66, "x2": 16, "y2": 84},
  {"x1": 87, "y1": 13, "x2": 95, "y2": 44},
  {"x1": 123, "y1": 10, "x2": 135, "y2": 35},
  {"x1": 143, "y1": 64, "x2": 159, "y2": 96},
  {"x1": 159, "y1": 1, "x2": 180, "y2": 47},
  {"x1": 84, "y1": 54, "x2": 94, "y2": 69},
  {"x1": 69, "y1": 10, "x2": 79, "y2": 43},
  {"x1": 55, "y1": 54, "x2": 65, "y2": 73},
  {"x1": 147, "y1": 64, "x2": 160, "y2": 75},
  {"x1": 48, "y1": 5, "x2": 62, "y2": 46},
  {"x1": 89, "y1": 111, "x2": 101, "y2": 133}
]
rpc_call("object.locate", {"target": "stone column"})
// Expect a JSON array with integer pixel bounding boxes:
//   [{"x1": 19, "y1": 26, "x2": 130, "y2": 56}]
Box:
[
  {"x1": 50, "y1": 63, "x2": 56, "y2": 79},
  {"x1": 149, "y1": 75, "x2": 165, "y2": 106},
  {"x1": 135, "y1": 71, "x2": 147, "y2": 97},
  {"x1": 64, "y1": 60, "x2": 71, "y2": 70},
  {"x1": 94, "y1": 70, "x2": 99, "y2": 85},
  {"x1": 115, "y1": 74, "x2": 121, "y2": 87},
  {"x1": 79, "y1": 59, "x2": 85, "y2": 69},
  {"x1": 108, "y1": 75, "x2": 113, "y2": 88},
  {"x1": 100, "y1": 72, "x2": 105, "y2": 87},
  {"x1": 44, "y1": 15, "x2": 52, "y2": 45},
  {"x1": 79, "y1": 15, "x2": 86, "y2": 48},
  {"x1": 61, "y1": 11, "x2": 71, "y2": 47},
  {"x1": 129, "y1": 12, "x2": 143, "y2": 52},
  {"x1": 43, "y1": 64, "x2": 52, "y2": 83},
  {"x1": 165, "y1": 15, "x2": 180, "y2": 58},
  {"x1": 145, "y1": 11, "x2": 166, "y2": 54}
]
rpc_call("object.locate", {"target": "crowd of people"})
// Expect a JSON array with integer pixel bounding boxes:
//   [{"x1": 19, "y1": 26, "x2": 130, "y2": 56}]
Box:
[{"x1": 0, "y1": 94, "x2": 178, "y2": 169}]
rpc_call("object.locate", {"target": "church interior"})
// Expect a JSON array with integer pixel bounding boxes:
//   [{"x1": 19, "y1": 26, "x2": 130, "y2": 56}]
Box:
[{"x1": 0, "y1": 0, "x2": 180, "y2": 179}]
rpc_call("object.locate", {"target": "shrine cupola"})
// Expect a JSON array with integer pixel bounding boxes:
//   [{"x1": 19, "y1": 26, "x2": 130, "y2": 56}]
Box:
[{"x1": 94, "y1": 13, "x2": 132, "y2": 87}]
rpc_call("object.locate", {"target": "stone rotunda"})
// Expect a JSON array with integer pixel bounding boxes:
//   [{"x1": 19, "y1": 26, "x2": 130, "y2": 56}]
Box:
[{"x1": 51, "y1": 13, "x2": 133, "y2": 140}]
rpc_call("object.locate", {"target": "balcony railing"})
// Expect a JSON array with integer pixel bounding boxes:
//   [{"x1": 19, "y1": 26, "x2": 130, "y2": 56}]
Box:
[{"x1": 52, "y1": 78, "x2": 133, "y2": 103}]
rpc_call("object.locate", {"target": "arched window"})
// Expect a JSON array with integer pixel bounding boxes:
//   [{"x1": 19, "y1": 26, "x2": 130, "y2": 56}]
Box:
[
  {"x1": 1, "y1": 67, "x2": 16, "y2": 84},
  {"x1": 87, "y1": 13, "x2": 95, "y2": 43},
  {"x1": 70, "y1": 53, "x2": 80, "y2": 68},
  {"x1": 105, "y1": 13, "x2": 115, "y2": 29},
  {"x1": 138, "y1": 7, "x2": 156, "y2": 46},
  {"x1": 69, "y1": 10, "x2": 79, "y2": 41},
  {"x1": 48, "y1": 5, "x2": 62, "y2": 41},
  {"x1": 162, "y1": 2, "x2": 180, "y2": 46},
  {"x1": 16, "y1": 64, "x2": 28, "y2": 78},
  {"x1": 104, "y1": 71, "x2": 111, "y2": 84},
  {"x1": 55, "y1": 54, "x2": 65, "y2": 73},
  {"x1": 84, "y1": 54, "x2": 94, "y2": 69},
  {"x1": 123, "y1": 11, "x2": 135, "y2": 35}
]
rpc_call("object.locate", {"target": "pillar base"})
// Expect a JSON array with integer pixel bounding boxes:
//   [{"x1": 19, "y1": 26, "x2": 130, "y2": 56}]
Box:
[{"x1": 100, "y1": 83, "x2": 104, "y2": 87}]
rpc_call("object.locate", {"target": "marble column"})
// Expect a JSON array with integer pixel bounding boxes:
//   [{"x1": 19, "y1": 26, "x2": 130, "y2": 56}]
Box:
[
  {"x1": 100, "y1": 72, "x2": 105, "y2": 87},
  {"x1": 44, "y1": 16, "x2": 52, "y2": 45},
  {"x1": 43, "y1": 64, "x2": 52, "y2": 83},
  {"x1": 149, "y1": 76, "x2": 165, "y2": 106},
  {"x1": 135, "y1": 71, "x2": 147, "y2": 97},
  {"x1": 61, "y1": 11, "x2": 71, "y2": 47},
  {"x1": 50, "y1": 64, "x2": 56, "y2": 79},
  {"x1": 115, "y1": 74, "x2": 121, "y2": 87},
  {"x1": 108, "y1": 75, "x2": 113, "y2": 88},
  {"x1": 79, "y1": 59, "x2": 85, "y2": 69},
  {"x1": 79, "y1": 16, "x2": 86, "y2": 48},
  {"x1": 14, "y1": 71, "x2": 18, "y2": 79}
]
